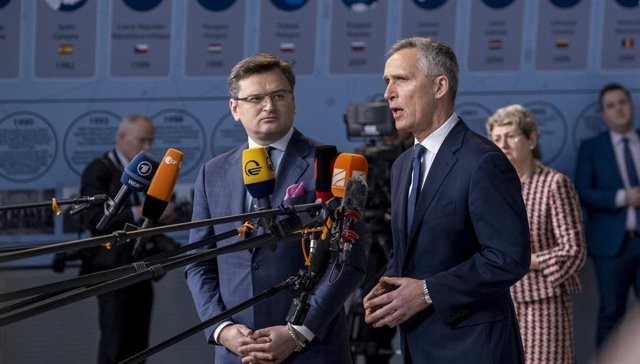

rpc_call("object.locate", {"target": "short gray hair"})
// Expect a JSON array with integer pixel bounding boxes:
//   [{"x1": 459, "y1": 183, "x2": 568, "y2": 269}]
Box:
[
  {"x1": 388, "y1": 37, "x2": 459, "y2": 103},
  {"x1": 116, "y1": 114, "x2": 153, "y2": 140},
  {"x1": 486, "y1": 104, "x2": 542, "y2": 160}
]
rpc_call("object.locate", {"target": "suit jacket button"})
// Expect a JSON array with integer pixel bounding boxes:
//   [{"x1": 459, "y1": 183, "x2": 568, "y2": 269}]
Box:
[{"x1": 251, "y1": 263, "x2": 259, "y2": 270}]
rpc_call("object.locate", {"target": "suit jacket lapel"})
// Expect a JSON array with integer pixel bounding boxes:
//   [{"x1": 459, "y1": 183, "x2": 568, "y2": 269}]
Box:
[
  {"x1": 407, "y1": 121, "x2": 465, "y2": 249},
  {"x1": 394, "y1": 150, "x2": 413, "y2": 269},
  {"x1": 224, "y1": 144, "x2": 247, "y2": 217}
]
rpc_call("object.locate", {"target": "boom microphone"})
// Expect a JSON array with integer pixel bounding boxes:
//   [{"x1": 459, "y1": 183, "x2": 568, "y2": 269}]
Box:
[
  {"x1": 96, "y1": 151, "x2": 159, "y2": 230},
  {"x1": 242, "y1": 147, "x2": 275, "y2": 211},
  {"x1": 331, "y1": 153, "x2": 368, "y2": 198},
  {"x1": 314, "y1": 145, "x2": 338, "y2": 202},
  {"x1": 132, "y1": 148, "x2": 184, "y2": 256}
]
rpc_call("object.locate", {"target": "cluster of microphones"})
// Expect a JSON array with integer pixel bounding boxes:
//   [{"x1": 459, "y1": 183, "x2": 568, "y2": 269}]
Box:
[
  {"x1": 0, "y1": 144, "x2": 369, "y2": 361},
  {"x1": 241, "y1": 145, "x2": 368, "y2": 270},
  {"x1": 92, "y1": 144, "x2": 368, "y2": 265}
]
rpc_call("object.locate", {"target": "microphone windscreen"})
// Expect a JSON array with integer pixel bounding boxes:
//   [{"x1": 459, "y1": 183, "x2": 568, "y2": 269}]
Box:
[
  {"x1": 242, "y1": 147, "x2": 276, "y2": 200},
  {"x1": 331, "y1": 153, "x2": 368, "y2": 198},
  {"x1": 314, "y1": 145, "x2": 338, "y2": 202},
  {"x1": 120, "y1": 151, "x2": 159, "y2": 193},
  {"x1": 142, "y1": 148, "x2": 183, "y2": 220},
  {"x1": 342, "y1": 175, "x2": 368, "y2": 214}
]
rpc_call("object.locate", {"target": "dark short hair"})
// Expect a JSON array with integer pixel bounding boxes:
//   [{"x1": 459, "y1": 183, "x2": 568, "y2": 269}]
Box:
[
  {"x1": 599, "y1": 83, "x2": 632, "y2": 111},
  {"x1": 388, "y1": 37, "x2": 459, "y2": 103},
  {"x1": 228, "y1": 54, "x2": 295, "y2": 99}
]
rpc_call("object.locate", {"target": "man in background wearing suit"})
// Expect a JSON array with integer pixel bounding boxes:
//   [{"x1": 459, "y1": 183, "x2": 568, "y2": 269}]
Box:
[
  {"x1": 363, "y1": 37, "x2": 531, "y2": 363},
  {"x1": 185, "y1": 54, "x2": 365, "y2": 364},
  {"x1": 80, "y1": 114, "x2": 175, "y2": 364},
  {"x1": 575, "y1": 83, "x2": 640, "y2": 348}
]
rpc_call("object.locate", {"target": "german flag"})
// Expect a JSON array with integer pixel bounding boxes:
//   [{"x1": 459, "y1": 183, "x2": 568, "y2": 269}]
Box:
[
  {"x1": 555, "y1": 38, "x2": 569, "y2": 49},
  {"x1": 57, "y1": 44, "x2": 74, "y2": 55}
]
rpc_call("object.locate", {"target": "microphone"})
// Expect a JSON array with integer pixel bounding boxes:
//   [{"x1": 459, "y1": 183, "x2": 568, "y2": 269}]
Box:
[
  {"x1": 286, "y1": 233, "x2": 331, "y2": 325},
  {"x1": 242, "y1": 147, "x2": 275, "y2": 211},
  {"x1": 314, "y1": 145, "x2": 338, "y2": 202},
  {"x1": 242, "y1": 147, "x2": 277, "y2": 250},
  {"x1": 96, "y1": 151, "x2": 159, "y2": 230},
  {"x1": 330, "y1": 153, "x2": 368, "y2": 198},
  {"x1": 132, "y1": 148, "x2": 184, "y2": 256},
  {"x1": 337, "y1": 175, "x2": 368, "y2": 263}
]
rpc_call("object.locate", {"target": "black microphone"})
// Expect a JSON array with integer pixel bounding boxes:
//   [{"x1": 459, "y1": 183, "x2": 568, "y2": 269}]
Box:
[
  {"x1": 96, "y1": 151, "x2": 159, "y2": 230},
  {"x1": 314, "y1": 145, "x2": 338, "y2": 202},
  {"x1": 335, "y1": 176, "x2": 368, "y2": 264}
]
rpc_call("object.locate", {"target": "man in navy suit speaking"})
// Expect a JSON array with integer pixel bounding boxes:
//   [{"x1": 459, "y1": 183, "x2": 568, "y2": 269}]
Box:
[{"x1": 363, "y1": 37, "x2": 531, "y2": 363}]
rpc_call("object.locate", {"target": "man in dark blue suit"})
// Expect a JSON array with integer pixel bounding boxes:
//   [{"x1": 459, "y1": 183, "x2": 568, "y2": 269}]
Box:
[
  {"x1": 363, "y1": 37, "x2": 530, "y2": 363},
  {"x1": 185, "y1": 54, "x2": 365, "y2": 363},
  {"x1": 575, "y1": 83, "x2": 640, "y2": 348}
]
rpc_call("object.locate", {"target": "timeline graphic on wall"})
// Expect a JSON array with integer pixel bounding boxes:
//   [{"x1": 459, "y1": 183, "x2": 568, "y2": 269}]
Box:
[
  {"x1": 259, "y1": 0, "x2": 317, "y2": 75},
  {"x1": 0, "y1": 0, "x2": 20, "y2": 78},
  {"x1": 35, "y1": 0, "x2": 97, "y2": 78},
  {"x1": 602, "y1": 0, "x2": 639, "y2": 69},
  {"x1": 185, "y1": 0, "x2": 245, "y2": 76},
  {"x1": 469, "y1": 0, "x2": 524, "y2": 71},
  {"x1": 536, "y1": 0, "x2": 590, "y2": 70},
  {"x1": 111, "y1": 0, "x2": 172, "y2": 77},
  {"x1": 401, "y1": 0, "x2": 456, "y2": 48},
  {"x1": 330, "y1": 0, "x2": 387, "y2": 74}
]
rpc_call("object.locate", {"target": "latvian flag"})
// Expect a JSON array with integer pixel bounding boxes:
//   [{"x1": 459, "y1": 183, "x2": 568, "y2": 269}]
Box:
[
  {"x1": 208, "y1": 43, "x2": 223, "y2": 53},
  {"x1": 134, "y1": 43, "x2": 149, "y2": 54},
  {"x1": 280, "y1": 42, "x2": 295, "y2": 53},
  {"x1": 351, "y1": 41, "x2": 366, "y2": 52},
  {"x1": 622, "y1": 38, "x2": 635, "y2": 49}
]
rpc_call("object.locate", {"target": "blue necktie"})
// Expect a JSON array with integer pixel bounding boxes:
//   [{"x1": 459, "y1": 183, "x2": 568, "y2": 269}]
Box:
[
  {"x1": 622, "y1": 137, "x2": 640, "y2": 231},
  {"x1": 407, "y1": 144, "x2": 426, "y2": 234}
]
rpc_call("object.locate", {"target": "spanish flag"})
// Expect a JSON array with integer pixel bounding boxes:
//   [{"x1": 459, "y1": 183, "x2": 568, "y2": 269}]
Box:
[{"x1": 57, "y1": 44, "x2": 74, "y2": 55}]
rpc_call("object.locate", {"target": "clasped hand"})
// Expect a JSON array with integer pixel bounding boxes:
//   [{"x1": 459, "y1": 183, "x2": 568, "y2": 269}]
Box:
[
  {"x1": 220, "y1": 324, "x2": 298, "y2": 364},
  {"x1": 363, "y1": 276, "x2": 429, "y2": 328}
]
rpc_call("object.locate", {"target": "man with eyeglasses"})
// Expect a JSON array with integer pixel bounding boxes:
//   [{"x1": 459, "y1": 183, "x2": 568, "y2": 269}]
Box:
[{"x1": 185, "y1": 53, "x2": 365, "y2": 364}]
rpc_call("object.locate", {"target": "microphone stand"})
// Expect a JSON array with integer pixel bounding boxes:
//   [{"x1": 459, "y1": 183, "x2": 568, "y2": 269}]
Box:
[
  {"x1": 0, "y1": 195, "x2": 109, "y2": 213},
  {"x1": 120, "y1": 270, "x2": 317, "y2": 364},
  {"x1": 0, "y1": 206, "x2": 325, "y2": 327},
  {"x1": 0, "y1": 202, "x2": 323, "y2": 264},
  {"x1": 0, "y1": 228, "x2": 240, "y2": 305}
]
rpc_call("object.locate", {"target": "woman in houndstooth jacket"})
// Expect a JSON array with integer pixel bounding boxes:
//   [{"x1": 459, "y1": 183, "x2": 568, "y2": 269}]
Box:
[{"x1": 487, "y1": 104, "x2": 586, "y2": 364}]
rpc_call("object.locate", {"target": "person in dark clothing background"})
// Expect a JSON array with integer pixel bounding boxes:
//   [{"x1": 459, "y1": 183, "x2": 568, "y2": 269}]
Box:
[{"x1": 78, "y1": 114, "x2": 175, "y2": 364}]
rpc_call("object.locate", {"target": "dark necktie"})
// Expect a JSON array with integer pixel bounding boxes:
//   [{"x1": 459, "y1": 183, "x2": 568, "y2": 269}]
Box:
[
  {"x1": 622, "y1": 137, "x2": 640, "y2": 231},
  {"x1": 407, "y1": 144, "x2": 426, "y2": 234}
]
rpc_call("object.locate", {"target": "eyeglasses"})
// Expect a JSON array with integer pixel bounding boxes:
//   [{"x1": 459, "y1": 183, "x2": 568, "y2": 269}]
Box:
[
  {"x1": 490, "y1": 133, "x2": 525, "y2": 145},
  {"x1": 234, "y1": 90, "x2": 293, "y2": 105}
]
